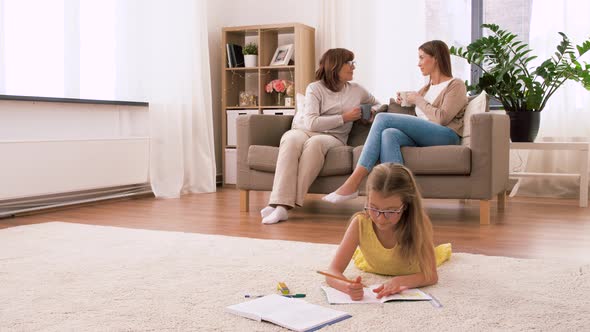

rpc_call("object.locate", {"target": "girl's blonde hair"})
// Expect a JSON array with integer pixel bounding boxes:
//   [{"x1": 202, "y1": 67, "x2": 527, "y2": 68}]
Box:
[{"x1": 366, "y1": 163, "x2": 436, "y2": 280}]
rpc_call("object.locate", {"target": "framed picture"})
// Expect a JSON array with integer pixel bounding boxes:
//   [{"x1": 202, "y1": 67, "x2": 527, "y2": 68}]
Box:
[{"x1": 269, "y1": 44, "x2": 294, "y2": 66}]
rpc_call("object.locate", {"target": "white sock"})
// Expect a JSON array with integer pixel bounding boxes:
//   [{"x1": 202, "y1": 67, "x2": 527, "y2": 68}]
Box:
[
  {"x1": 322, "y1": 191, "x2": 359, "y2": 203},
  {"x1": 260, "y1": 206, "x2": 275, "y2": 218},
  {"x1": 261, "y1": 206, "x2": 288, "y2": 224}
]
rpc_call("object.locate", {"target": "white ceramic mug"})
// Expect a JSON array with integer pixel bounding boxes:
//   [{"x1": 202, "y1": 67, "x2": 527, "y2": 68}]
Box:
[{"x1": 398, "y1": 91, "x2": 412, "y2": 107}]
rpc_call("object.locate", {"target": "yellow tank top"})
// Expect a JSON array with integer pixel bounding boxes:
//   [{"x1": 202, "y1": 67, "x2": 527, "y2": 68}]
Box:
[{"x1": 352, "y1": 213, "x2": 452, "y2": 276}]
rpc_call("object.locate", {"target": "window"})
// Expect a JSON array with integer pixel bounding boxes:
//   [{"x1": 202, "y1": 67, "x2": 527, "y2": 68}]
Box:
[
  {"x1": 1, "y1": 0, "x2": 118, "y2": 100},
  {"x1": 482, "y1": 0, "x2": 532, "y2": 43},
  {"x1": 471, "y1": 0, "x2": 533, "y2": 108},
  {"x1": 3, "y1": 0, "x2": 65, "y2": 97},
  {"x1": 425, "y1": 0, "x2": 472, "y2": 85}
]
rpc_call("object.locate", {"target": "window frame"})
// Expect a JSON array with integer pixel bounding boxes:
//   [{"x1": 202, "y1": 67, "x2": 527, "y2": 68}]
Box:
[{"x1": 471, "y1": 0, "x2": 503, "y2": 110}]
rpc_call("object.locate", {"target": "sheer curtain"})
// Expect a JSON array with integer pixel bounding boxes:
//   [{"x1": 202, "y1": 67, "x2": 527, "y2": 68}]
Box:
[
  {"x1": 319, "y1": 0, "x2": 470, "y2": 103},
  {"x1": 0, "y1": 0, "x2": 216, "y2": 197},
  {"x1": 116, "y1": 0, "x2": 216, "y2": 197},
  {"x1": 515, "y1": 0, "x2": 590, "y2": 198},
  {"x1": 0, "y1": 0, "x2": 5, "y2": 92}
]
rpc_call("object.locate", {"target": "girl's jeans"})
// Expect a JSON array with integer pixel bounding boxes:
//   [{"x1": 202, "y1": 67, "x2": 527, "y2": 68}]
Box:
[{"x1": 357, "y1": 113, "x2": 460, "y2": 171}]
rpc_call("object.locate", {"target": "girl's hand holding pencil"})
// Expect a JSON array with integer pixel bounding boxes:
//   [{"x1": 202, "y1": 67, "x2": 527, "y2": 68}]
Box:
[
  {"x1": 316, "y1": 271, "x2": 365, "y2": 301},
  {"x1": 344, "y1": 276, "x2": 364, "y2": 301}
]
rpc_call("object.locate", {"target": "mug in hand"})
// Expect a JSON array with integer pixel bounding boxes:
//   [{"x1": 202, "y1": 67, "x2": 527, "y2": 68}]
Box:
[
  {"x1": 360, "y1": 104, "x2": 372, "y2": 120},
  {"x1": 398, "y1": 91, "x2": 412, "y2": 107}
]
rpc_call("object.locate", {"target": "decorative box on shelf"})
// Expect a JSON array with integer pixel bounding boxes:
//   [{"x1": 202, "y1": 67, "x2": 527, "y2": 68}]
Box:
[{"x1": 262, "y1": 109, "x2": 295, "y2": 116}]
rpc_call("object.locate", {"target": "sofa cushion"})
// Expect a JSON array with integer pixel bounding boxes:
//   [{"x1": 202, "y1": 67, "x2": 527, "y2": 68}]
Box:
[
  {"x1": 249, "y1": 144, "x2": 471, "y2": 177},
  {"x1": 402, "y1": 145, "x2": 471, "y2": 175},
  {"x1": 248, "y1": 145, "x2": 354, "y2": 176},
  {"x1": 353, "y1": 145, "x2": 471, "y2": 175},
  {"x1": 463, "y1": 91, "x2": 488, "y2": 138}
]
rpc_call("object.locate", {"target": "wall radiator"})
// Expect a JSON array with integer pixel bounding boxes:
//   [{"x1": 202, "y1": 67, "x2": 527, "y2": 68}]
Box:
[{"x1": 0, "y1": 138, "x2": 151, "y2": 218}]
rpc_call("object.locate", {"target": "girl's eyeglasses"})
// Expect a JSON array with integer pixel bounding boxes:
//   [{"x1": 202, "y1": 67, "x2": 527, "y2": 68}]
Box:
[
  {"x1": 346, "y1": 60, "x2": 356, "y2": 67},
  {"x1": 364, "y1": 205, "x2": 405, "y2": 219}
]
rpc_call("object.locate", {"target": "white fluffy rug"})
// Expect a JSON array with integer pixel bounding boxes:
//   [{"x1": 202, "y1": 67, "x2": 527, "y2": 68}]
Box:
[{"x1": 1, "y1": 222, "x2": 589, "y2": 331}]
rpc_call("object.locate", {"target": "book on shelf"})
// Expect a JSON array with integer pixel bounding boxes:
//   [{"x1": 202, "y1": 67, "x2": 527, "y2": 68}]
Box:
[
  {"x1": 226, "y1": 294, "x2": 351, "y2": 331},
  {"x1": 321, "y1": 284, "x2": 432, "y2": 304},
  {"x1": 226, "y1": 43, "x2": 244, "y2": 68}
]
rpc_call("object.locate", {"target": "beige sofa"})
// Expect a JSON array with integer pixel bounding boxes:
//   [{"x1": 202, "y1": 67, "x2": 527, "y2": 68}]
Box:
[{"x1": 236, "y1": 98, "x2": 510, "y2": 225}]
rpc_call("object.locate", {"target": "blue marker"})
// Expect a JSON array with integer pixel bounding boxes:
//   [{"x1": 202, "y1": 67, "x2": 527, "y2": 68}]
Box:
[{"x1": 244, "y1": 294, "x2": 265, "y2": 298}]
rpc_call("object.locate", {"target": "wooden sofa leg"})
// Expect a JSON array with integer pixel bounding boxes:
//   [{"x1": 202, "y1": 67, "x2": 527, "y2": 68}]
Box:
[
  {"x1": 240, "y1": 190, "x2": 250, "y2": 212},
  {"x1": 497, "y1": 191, "x2": 506, "y2": 211},
  {"x1": 479, "y1": 200, "x2": 491, "y2": 225}
]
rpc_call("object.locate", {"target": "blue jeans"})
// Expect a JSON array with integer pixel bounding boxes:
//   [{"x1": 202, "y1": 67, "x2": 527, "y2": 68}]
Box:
[{"x1": 357, "y1": 113, "x2": 460, "y2": 171}]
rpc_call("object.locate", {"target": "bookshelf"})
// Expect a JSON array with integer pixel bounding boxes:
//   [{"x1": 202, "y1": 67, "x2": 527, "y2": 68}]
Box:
[{"x1": 221, "y1": 23, "x2": 316, "y2": 184}]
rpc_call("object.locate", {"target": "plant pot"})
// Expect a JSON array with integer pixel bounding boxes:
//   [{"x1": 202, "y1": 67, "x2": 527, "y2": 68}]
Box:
[
  {"x1": 244, "y1": 54, "x2": 257, "y2": 68},
  {"x1": 507, "y1": 111, "x2": 540, "y2": 142}
]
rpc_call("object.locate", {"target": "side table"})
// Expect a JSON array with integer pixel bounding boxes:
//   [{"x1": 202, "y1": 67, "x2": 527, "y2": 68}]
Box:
[{"x1": 509, "y1": 142, "x2": 589, "y2": 207}]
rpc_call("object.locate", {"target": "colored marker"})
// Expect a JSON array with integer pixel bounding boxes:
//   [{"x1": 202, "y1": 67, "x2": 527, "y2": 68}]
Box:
[
  {"x1": 244, "y1": 294, "x2": 265, "y2": 298},
  {"x1": 283, "y1": 294, "x2": 306, "y2": 298},
  {"x1": 277, "y1": 282, "x2": 290, "y2": 295}
]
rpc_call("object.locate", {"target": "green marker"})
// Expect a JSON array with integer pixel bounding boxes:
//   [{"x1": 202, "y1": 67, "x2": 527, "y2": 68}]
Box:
[{"x1": 283, "y1": 294, "x2": 306, "y2": 298}]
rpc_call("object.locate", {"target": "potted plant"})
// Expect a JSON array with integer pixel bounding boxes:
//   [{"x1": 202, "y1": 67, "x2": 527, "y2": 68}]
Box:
[
  {"x1": 243, "y1": 42, "x2": 258, "y2": 68},
  {"x1": 450, "y1": 24, "x2": 590, "y2": 142}
]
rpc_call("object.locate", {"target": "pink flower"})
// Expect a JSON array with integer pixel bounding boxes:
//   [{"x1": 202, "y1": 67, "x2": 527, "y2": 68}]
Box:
[
  {"x1": 265, "y1": 82, "x2": 273, "y2": 93},
  {"x1": 266, "y1": 79, "x2": 293, "y2": 94},
  {"x1": 273, "y1": 80, "x2": 286, "y2": 93}
]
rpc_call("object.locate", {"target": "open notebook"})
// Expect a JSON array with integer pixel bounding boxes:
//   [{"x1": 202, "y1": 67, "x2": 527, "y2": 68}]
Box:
[
  {"x1": 321, "y1": 284, "x2": 432, "y2": 304},
  {"x1": 226, "y1": 294, "x2": 351, "y2": 332}
]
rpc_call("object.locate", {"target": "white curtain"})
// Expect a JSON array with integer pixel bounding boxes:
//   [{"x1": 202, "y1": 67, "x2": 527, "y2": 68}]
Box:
[
  {"x1": 318, "y1": 0, "x2": 470, "y2": 103},
  {"x1": 514, "y1": 0, "x2": 590, "y2": 198},
  {"x1": 0, "y1": 0, "x2": 5, "y2": 92},
  {"x1": 117, "y1": 0, "x2": 216, "y2": 197},
  {"x1": 0, "y1": 0, "x2": 216, "y2": 197}
]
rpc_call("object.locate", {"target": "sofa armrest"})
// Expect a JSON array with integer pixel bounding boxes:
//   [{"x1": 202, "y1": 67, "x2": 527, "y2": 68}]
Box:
[
  {"x1": 236, "y1": 114, "x2": 293, "y2": 189},
  {"x1": 469, "y1": 112, "x2": 510, "y2": 197}
]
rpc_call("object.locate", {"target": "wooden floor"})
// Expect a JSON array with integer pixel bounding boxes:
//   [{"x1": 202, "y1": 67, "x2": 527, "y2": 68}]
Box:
[{"x1": 2, "y1": 187, "x2": 590, "y2": 261}]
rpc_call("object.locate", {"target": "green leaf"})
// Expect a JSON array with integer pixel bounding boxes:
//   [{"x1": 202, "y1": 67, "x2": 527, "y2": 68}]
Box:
[
  {"x1": 515, "y1": 44, "x2": 527, "y2": 53},
  {"x1": 576, "y1": 40, "x2": 590, "y2": 56}
]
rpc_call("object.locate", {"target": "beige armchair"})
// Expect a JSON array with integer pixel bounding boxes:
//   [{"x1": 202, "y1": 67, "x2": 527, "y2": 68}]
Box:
[{"x1": 236, "y1": 101, "x2": 510, "y2": 225}]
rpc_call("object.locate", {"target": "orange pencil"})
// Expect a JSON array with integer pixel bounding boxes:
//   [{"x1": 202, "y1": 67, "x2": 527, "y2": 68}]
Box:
[{"x1": 316, "y1": 270, "x2": 366, "y2": 287}]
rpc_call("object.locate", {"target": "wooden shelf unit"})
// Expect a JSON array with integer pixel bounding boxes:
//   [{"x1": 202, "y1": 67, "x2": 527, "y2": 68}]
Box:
[{"x1": 221, "y1": 23, "x2": 315, "y2": 184}]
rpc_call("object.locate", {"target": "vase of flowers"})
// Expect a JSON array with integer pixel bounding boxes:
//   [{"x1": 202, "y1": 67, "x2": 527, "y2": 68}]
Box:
[{"x1": 266, "y1": 79, "x2": 293, "y2": 106}]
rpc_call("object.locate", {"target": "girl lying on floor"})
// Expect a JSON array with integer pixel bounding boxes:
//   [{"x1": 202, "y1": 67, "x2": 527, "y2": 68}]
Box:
[{"x1": 323, "y1": 163, "x2": 451, "y2": 300}]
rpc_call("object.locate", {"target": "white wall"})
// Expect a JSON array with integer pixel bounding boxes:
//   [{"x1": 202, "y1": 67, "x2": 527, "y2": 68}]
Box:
[{"x1": 206, "y1": 0, "x2": 322, "y2": 178}]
